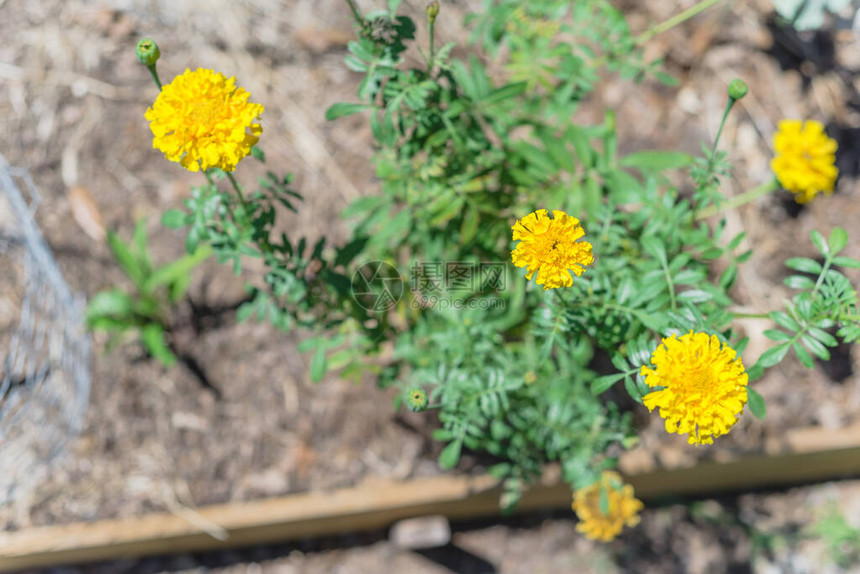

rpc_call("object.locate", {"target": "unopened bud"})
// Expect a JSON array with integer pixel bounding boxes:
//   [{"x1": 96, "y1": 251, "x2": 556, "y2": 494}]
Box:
[
  {"x1": 406, "y1": 388, "x2": 429, "y2": 412},
  {"x1": 426, "y1": 1, "x2": 440, "y2": 23},
  {"x1": 727, "y1": 78, "x2": 748, "y2": 101},
  {"x1": 136, "y1": 38, "x2": 160, "y2": 67}
]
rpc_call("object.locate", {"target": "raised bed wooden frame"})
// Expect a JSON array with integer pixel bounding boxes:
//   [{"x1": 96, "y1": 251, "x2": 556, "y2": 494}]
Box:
[{"x1": 1, "y1": 425, "x2": 859, "y2": 572}]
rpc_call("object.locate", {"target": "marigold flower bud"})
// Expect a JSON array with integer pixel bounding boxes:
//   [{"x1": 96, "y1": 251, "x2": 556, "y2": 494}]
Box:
[
  {"x1": 406, "y1": 388, "x2": 429, "y2": 412},
  {"x1": 727, "y1": 79, "x2": 748, "y2": 101},
  {"x1": 426, "y1": 1, "x2": 440, "y2": 23},
  {"x1": 136, "y1": 38, "x2": 160, "y2": 67},
  {"x1": 524, "y1": 371, "x2": 537, "y2": 385}
]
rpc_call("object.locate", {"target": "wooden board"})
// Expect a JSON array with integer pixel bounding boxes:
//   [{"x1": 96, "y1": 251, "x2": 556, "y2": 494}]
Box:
[{"x1": 1, "y1": 440, "x2": 859, "y2": 571}]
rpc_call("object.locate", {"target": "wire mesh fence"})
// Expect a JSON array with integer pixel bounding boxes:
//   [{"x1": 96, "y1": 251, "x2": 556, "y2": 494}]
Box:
[{"x1": 0, "y1": 153, "x2": 91, "y2": 506}]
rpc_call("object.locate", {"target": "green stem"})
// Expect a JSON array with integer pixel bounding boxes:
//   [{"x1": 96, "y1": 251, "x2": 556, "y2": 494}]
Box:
[
  {"x1": 695, "y1": 178, "x2": 780, "y2": 220},
  {"x1": 428, "y1": 19, "x2": 436, "y2": 70},
  {"x1": 226, "y1": 171, "x2": 252, "y2": 214},
  {"x1": 658, "y1": 254, "x2": 677, "y2": 310},
  {"x1": 812, "y1": 257, "x2": 833, "y2": 297},
  {"x1": 202, "y1": 168, "x2": 216, "y2": 187},
  {"x1": 590, "y1": 0, "x2": 725, "y2": 69},
  {"x1": 635, "y1": 0, "x2": 726, "y2": 45},
  {"x1": 344, "y1": 0, "x2": 364, "y2": 25},
  {"x1": 146, "y1": 64, "x2": 162, "y2": 91},
  {"x1": 710, "y1": 95, "x2": 736, "y2": 160},
  {"x1": 731, "y1": 312, "x2": 770, "y2": 319}
]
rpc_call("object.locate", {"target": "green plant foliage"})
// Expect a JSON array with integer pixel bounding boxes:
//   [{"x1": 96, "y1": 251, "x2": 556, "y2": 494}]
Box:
[
  {"x1": 807, "y1": 504, "x2": 860, "y2": 568},
  {"x1": 751, "y1": 227, "x2": 860, "y2": 375},
  {"x1": 147, "y1": 0, "x2": 859, "y2": 514},
  {"x1": 86, "y1": 219, "x2": 211, "y2": 366}
]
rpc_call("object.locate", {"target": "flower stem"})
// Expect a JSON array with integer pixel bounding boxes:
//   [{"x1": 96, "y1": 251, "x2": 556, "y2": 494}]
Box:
[
  {"x1": 428, "y1": 19, "x2": 436, "y2": 70},
  {"x1": 731, "y1": 311, "x2": 770, "y2": 319},
  {"x1": 710, "y1": 95, "x2": 736, "y2": 160},
  {"x1": 146, "y1": 64, "x2": 162, "y2": 91},
  {"x1": 344, "y1": 0, "x2": 364, "y2": 25},
  {"x1": 635, "y1": 0, "x2": 725, "y2": 45},
  {"x1": 590, "y1": 0, "x2": 725, "y2": 69},
  {"x1": 202, "y1": 166, "x2": 216, "y2": 186},
  {"x1": 226, "y1": 171, "x2": 252, "y2": 214},
  {"x1": 695, "y1": 178, "x2": 780, "y2": 220}
]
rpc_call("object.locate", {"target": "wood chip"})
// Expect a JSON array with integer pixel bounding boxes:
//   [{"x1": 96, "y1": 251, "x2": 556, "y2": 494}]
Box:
[{"x1": 66, "y1": 185, "x2": 105, "y2": 242}]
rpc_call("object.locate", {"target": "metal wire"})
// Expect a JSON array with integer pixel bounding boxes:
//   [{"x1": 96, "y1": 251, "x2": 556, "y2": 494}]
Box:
[{"x1": 0, "y1": 153, "x2": 91, "y2": 506}]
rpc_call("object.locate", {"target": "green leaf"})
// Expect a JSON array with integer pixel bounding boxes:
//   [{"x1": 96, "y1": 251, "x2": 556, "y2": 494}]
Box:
[
  {"x1": 674, "y1": 269, "x2": 706, "y2": 285},
  {"x1": 619, "y1": 151, "x2": 693, "y2": 172},
  {"x1": 567, "y1": 126, "x2": 594, "y2": 168},
  {"x1": 800, "y1": 334, "x2": 830, "y2": 360},
  {"x1": 324, "y1": 102, "x2": 370, "y2": 121},
  {"x1": 757, "y1": 343, "x2": 790, "y2": 368},
  {"x1": 793, "y1": 341, "x2": 814, "y2": 368},
  {"x1": 833, "y1": 256, "x2": 860, "y2": 269},
  {"x1": 784, "y1": 275, "x2": 816, "y2": 290},
  {"x1": 677, "y1": 289, "x2": 713, "y2": 304},
  {"x1": 590, "y1": 373, "x2": 625, "y2": 395},
  {"x1": 727, "y1": 231, "x2": 747, "y2": 251},
  {"x1": 811, "y1": 230, "x2": 828, "y2": 256},
  {"x1": 482, "y1": 81, "x2": 528, "y2": 106},
  {"x1": 604, "y1": 169, "x2": 644, "y2": 203},
  {"x1": 785, "y1": 257, "x2": 823, "y2": 274},
  {"x1": 763, "y1": 329, "x2": 791, "y2": 342},
  {"x1": 438, "y1": 440, "x2": 462, "y2": 470},
  {"x1": 85, "y1": 289, "x2": 135, "y2": 324},
  {"x1": 807, "y1": 327, "x2": 838, "y2": 347},
  {"x1": 310, "y1": 345, "x2": 327, "y2": 382},
  {"x1": 611, "y1": 352, "x2": 630, "y2": 372},
  {"x1": 161, "y1": 209, "x2": 188, "y2": 229},
  {"x1": 141, "y1": 323, "x2": 177, "y2": 367},
  {"x1": 185, "y1": 226, "x2": 201, "y2": 254},
  {"x1": 747, "y1": 364, "x2": 765, "y2": 382},
  {"x1": 771, "y1": 311, "x2": 799, "y2": 332},
  {"x1": 640, "y1": 235, "x2": 667, "y2": 263},
  {"x1": 829, "y1": 227, "x2": 848, "y2": 255},
  {"x1": 459, "y1": 207, "x2": 480, "y2": 245},
  {"x1": 747, "y1": 387, "x2": 766, "y2": 419},
  {"x1": 107, "y1": 231, "x2": 145, "y2": 288},
  {"x1": 624, "y1": 377, "x2": 643, "y2": 404},
  {"x1": 537, "y1": 128, "x2": 577, "y2": 173},
  {"x1": 144, "y1": 244, "x2": 212, "y2": 292},
  {"x1": 342, "y1": 195, "x2": 387, "y2": 219},
  {"x1": 488, "y1": 463, "x2": 512, "y2": 479},
  {"x1": 132, "y1": 220, "x2": 152, "y2": 274}
]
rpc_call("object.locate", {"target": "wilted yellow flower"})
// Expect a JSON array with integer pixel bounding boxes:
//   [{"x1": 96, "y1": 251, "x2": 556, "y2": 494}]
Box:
[
  {"x1": 641, "y1": 332, "x2": 748, "y2": 446},
  {"x1": 771, "y1": 119, "x2": 838, "y2": 204},
  {"x1": 572, "y1": 471, "x2": 643, "y2": 542},
  {"x1": 145, "y1": 68, "x2": 264, "y2": 172},
  {"x1": 511, "y1": 209, "x2": 594, "y2": 290}
]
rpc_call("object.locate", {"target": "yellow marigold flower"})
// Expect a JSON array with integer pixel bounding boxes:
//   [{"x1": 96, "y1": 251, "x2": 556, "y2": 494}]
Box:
[
  {"x1": 511, "y1": 209, "x2": 594, "y2": 290},
  {"x1": 572, "y1": 471, "x2": 643, "y2": 542},
  {"x1": 640, "y1": 332, "x2": 748, "y2": 446},
  {"x1": 771, "y1": 119, "x2": 838, "y2": 204},
  {"x1": 145, "y1": 68, "x2": 264, "y2": 172}
]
